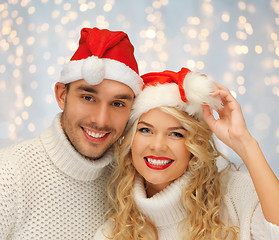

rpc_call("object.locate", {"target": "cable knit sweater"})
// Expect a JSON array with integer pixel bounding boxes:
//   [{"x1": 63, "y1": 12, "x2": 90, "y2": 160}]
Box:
[
  {"x1": 94, "y1": 171, "x2": 279, "y2": 240},
  {"x1": 0, "y1": 113, "x2": 114, "y2": 239}
]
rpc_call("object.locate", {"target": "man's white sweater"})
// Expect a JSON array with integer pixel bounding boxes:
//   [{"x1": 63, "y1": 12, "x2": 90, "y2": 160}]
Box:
[
  {"x1": 94, "y1": 171, "x2": 279, "y2": 240},
  {"x1": 0, "y1": 113, "x2": 113, "y2": 239}
]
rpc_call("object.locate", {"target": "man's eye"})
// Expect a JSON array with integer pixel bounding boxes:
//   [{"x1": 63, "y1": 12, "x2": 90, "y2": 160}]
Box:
[
  {"x1": 112, "y1": 102, "x2": 124, "y2": 107},
  {"x1": 171, "y1": 132, "x2": 184, "y2": 138},
  {"x1": 83, "y1": 96, "x2": 95, "y2": 102},
  {"x1": 138, "y1": 128, "x2": 151, "y2": 133}
]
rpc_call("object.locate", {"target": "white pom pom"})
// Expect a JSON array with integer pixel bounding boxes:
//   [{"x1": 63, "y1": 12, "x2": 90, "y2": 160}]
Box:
[
  {"x1": 81, "y1": 57, "x2": 105, "y2": 85},
  {"x1": 183, "y1": 72, "x2": 223, "y2": 118}
]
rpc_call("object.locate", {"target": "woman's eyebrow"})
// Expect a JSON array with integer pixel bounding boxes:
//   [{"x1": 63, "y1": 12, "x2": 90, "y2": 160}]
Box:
[
  {"x1": 138, "y1": 121, "x2": 153, "y2": 128},
  {"x1": 138, "y1": 122, "x2": 185, "y2": 131},
  {"x1": 168, "y1": 126, "x2": 186, "y2": 131}
]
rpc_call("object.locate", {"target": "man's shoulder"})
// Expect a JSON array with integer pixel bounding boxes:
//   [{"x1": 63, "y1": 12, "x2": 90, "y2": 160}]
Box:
[
  {"x1": 0, "y1": 133, "x2": 44, "y2": 165},
  {"x1": 1, "y1": 134, "x2": 40, "y2": 152},
  {"x1": 0, "y1": 114, "x2": 58, "y2": 157},
  {"x1": 0, "y1": 130, "x2": 53, "y2": 183}
]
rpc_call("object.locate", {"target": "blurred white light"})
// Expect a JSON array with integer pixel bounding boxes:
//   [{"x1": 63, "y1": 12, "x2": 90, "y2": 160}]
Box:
[{"x1": 254, "y1": 114, "x2": 271, "y2": 130}]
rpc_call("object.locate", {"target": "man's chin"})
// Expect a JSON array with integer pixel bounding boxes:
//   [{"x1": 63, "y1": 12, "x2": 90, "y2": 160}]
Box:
[
  {"x1": 83, "y1": 146, "x2": 112, "y2": 161},
  {"x1": 68, "y1": 135, "x2": 115, "y2": 161},
  {"x1": 86, "y1": 154, "x2": 106, "y2": 161}
]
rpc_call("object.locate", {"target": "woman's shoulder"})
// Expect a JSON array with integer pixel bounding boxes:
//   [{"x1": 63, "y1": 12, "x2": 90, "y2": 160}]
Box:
[
  {"x1": 94, "y1": 219, "x2": 114, "y2": 240},
  {"x1": 221, "y1": 169, "x2": 258, "y2": 203},
  {"x1": 221, "y1": 169, "x2": 252, "y2": 185}
]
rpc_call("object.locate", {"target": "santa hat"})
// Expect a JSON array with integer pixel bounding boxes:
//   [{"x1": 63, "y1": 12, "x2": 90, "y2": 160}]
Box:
[
  {"x1": 60, "y1": 27, "x2": 143, "y2": 95},
  {"x1": 129, "y1": 67, "x2": 223, "y2": 124}
]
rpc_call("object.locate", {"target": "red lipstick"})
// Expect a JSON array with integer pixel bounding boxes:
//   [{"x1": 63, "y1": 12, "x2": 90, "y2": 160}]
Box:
[{"x1": 144, "y1": 156, "x2": 174, "y2": 170}]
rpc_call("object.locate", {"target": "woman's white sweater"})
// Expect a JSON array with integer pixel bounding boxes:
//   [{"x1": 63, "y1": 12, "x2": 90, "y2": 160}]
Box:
[{"x1": 94, "y1": 171, "x2": 279, "y2": 239}]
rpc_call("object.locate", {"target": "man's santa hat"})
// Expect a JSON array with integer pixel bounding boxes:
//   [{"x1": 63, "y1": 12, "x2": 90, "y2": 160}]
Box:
[
  {"x1": 60, "y1": 27, "x2": 143, "y2": 95},
  {"x1": 129, "y1": 67, "x2": 223, "y2": 124}
]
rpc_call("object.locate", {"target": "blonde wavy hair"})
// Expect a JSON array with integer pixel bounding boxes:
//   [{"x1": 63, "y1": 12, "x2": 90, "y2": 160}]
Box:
[{"x1": 107, "y1": 106, "x2": 238, "y2": 239}]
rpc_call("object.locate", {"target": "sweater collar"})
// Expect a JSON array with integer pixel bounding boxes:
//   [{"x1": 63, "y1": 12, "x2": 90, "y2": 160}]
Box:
[
  {"x1": 133, "y1": 172, "x2": 190, "y2": 227},
  {"x1": 40, "y1": 113, "x2": 114, "y2": 181}
]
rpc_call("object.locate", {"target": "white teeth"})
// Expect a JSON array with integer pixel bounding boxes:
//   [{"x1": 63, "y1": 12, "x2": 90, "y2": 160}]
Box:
[
  {"x1": 146, "y1": 158, "x2": 172, "y2": 166},
  {"x1": 85, "y1": 129, "x2": 106, "y2": 138}
]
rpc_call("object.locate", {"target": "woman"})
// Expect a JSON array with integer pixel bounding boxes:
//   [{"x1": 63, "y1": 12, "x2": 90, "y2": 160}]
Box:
[{"x1": 94, "y1": 68, "x2": 279, "y2": 239}]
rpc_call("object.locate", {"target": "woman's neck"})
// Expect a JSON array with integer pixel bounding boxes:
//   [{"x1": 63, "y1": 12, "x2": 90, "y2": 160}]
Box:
[{"x1": 145, "y1": 180, "x2": 172, "y2": 198}]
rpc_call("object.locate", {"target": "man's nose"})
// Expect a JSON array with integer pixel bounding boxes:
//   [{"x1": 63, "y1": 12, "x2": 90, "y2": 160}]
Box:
[{"x1": 91, "y1": 103, "x2": 110, "y2": 129}]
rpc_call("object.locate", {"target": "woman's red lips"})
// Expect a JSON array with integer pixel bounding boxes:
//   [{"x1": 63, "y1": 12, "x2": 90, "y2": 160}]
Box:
[
  {"x1": 145, "y1": 156, "x2": 172, "y2": 160},
  {"x1": 144, "y1": 156, "x2": 174, "y2": 170}
]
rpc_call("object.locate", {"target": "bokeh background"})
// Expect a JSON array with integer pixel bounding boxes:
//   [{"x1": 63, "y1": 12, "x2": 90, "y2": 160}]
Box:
[{"x1": 0, "y1": 0, "x2": 278, "y2": 176}]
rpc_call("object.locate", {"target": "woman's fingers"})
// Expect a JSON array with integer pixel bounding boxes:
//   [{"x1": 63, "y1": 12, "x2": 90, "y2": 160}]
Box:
[
  {"x1": 211, "y1": 89, "x2": 235, "y2": 104},
  {"x1": 202, "y1": 104, "x2": 217, "y2": 130}
]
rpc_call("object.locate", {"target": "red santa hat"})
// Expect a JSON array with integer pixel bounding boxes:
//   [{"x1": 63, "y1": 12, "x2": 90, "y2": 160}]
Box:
[
  {"x1": 60, "y1": 27, "x2": 143, "y2": 95},
  {"x1": 129, "y1": 67, "x2": 223, "y2": 124}
]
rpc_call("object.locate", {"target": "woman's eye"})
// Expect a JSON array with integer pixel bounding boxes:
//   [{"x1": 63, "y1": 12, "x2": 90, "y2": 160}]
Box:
[
  {"x1": 171, "y1": 132, "x2": 184, "y2": 138},
  {"x1": 138, "y1": 128, "x2": 151, "y2": 134},
  {"x1": 83, "y1": 96, "x2": 95, "y2": 102}
]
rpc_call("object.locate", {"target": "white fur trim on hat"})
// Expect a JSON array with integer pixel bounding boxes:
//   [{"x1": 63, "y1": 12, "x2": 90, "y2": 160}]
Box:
[
  {"x1": 60, "y1": 56, "x2": 143, "y2": 95},
  {"x1": 129, "y1": 72, "x2": 223, "y2": 125}
]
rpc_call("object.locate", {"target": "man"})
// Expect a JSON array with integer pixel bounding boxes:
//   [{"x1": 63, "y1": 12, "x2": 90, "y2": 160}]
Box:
[{"x1": 0, "y1": 27, "x2": 143, "y2": 239}]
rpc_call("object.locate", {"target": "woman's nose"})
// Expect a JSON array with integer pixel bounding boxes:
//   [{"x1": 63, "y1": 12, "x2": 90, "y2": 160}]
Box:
[{"x1": 149, "y1": 134, "x2": 168, "y2": 152}]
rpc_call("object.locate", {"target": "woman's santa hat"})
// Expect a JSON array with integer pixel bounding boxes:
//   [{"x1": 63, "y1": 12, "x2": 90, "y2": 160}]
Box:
[
  {"x1": 60, "y1": 27, "x2": 143, "y2": 95},
  {"x1": 129, "y1": 67, "x2": 223, "y2": 124}
]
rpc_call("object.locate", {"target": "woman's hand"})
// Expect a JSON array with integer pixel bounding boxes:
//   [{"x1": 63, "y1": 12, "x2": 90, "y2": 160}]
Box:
[
  {"x1": 203, "y1": 82, "x2": 279, "y2": 226},
  {"x1": 202, "y1": 82, "x2": 253, "y2": 159}
]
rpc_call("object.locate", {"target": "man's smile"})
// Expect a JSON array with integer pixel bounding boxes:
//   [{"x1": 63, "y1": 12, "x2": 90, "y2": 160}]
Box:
[{"x1": 82, "y1": 127, "x2": 110, "y2": 143}]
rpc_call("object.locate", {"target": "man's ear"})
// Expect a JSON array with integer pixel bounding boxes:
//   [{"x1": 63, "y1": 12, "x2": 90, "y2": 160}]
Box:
[{"x1": 55, "y1": 82, "x2": 68, "y2": 111}]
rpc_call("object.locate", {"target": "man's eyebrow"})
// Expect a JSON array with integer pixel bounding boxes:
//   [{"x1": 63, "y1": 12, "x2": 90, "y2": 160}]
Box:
[
  {"x1": 114, "y1": 94, "x2": 133, "y2": 101},
  {"x1": 77, "y1": 85, "x2": 133, "y2": 101},
  {"x1": 77, "y1": 85, "x2": 97, "y2": 94}
]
